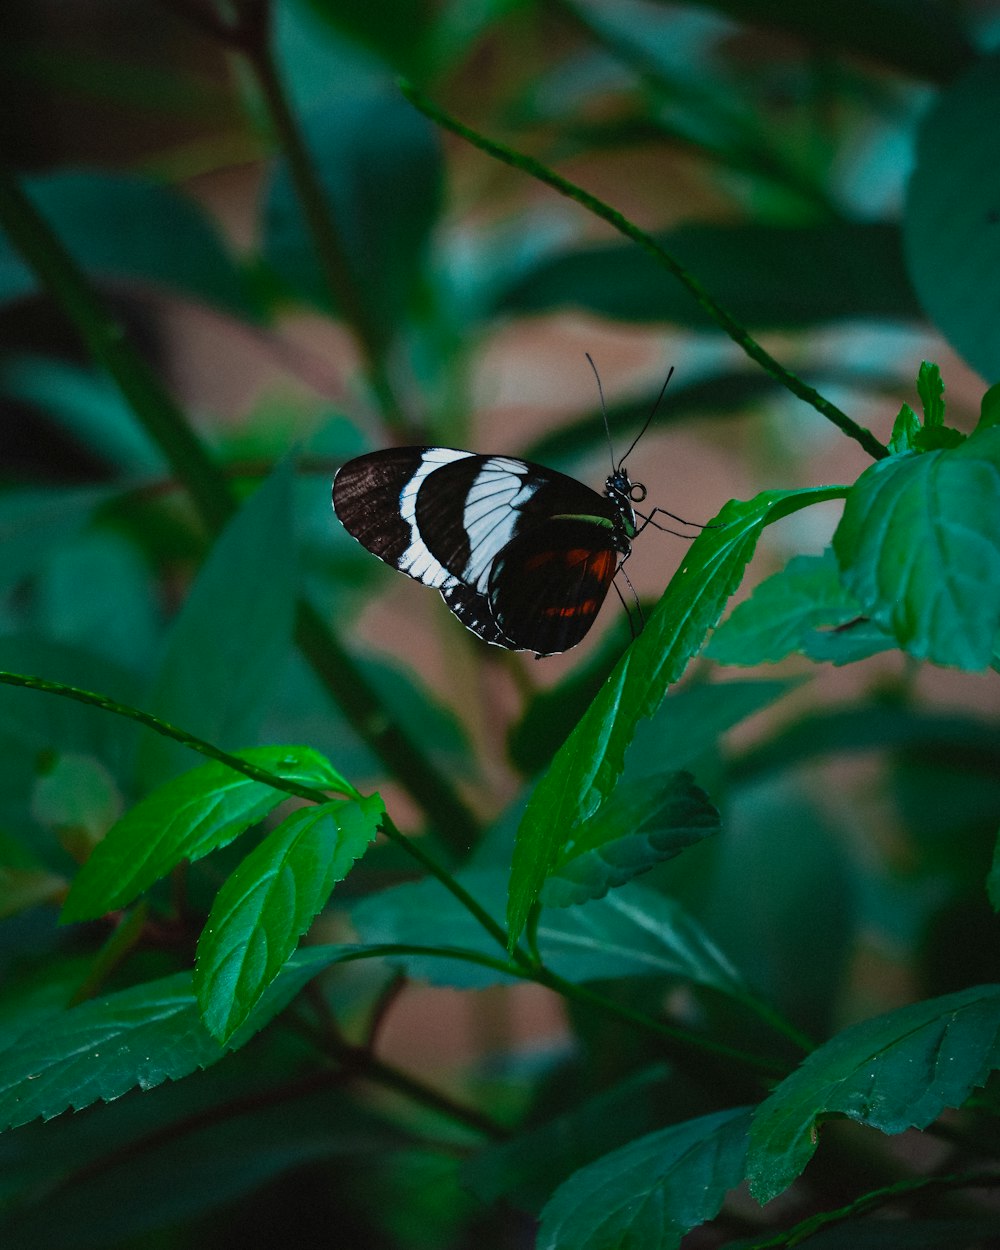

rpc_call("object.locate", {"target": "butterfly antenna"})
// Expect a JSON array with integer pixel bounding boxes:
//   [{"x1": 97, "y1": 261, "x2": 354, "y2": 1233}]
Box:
[
  {"x1": 585, "y1": 352, "x2": 616, "y2": 474},
  {"x1": 617, "y1": 365, "x2": 675, "y2": 469}
]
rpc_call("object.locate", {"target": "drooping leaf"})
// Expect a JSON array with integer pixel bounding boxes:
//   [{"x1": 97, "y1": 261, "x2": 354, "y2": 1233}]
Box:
[
  {"x1": 351, "y1": 869, "x2": 744, "y2": 993},
  {"x1": 0, "y1": 946, "x2": 360, "y2": 1131},
  {"x1": 747, "y1": 983, "x2": 1000, "y2": 1203},
  {"x1": 833, "y1": 426, "x2": 1000, "y2": 671},
  {"x1": 195, "y1": 793, "x2": 384, "y2": 1041},
  {"x1": 707, "y1": 548, "x2": 895, "y2": 667},
  {"x1": 463, "y1": 1066, "x2": 669, "y2": 1213},
  {"x1": 139, "y1": 458, "x2": 298, "y2": 786},
  {"x1": 262, "y1": 89, "x2": 441, "y2": 343},
  {"x1": 537, "y1": 1106, "x2": 752, "y2": 1250},
  {"x1": 543, "y1": 771, "x2": 720, "y2": 907},
  {"x1": 498, "y1": 223, "x2": 920, "y2": 327},
  {"x1": 904, "y1": 52, "x2": 1000, "y2": 380},
  {"x1": 0, "y1": 172, "x2": 257, "y2": 318},
  {"x1": 508, "y1": 486, "x2": 846, "y2": 944},
  {"x1": 62, "y1": 746, "x2": 351, "y2": 922}
]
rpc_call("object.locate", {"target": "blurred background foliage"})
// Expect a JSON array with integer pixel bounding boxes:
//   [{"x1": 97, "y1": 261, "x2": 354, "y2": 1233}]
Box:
[{"x1": 2, "y1": 0, "x2": 1000, "y2": 1246}]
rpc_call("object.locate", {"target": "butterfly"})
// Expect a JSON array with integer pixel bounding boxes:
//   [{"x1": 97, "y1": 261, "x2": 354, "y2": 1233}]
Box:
[{"x1": 332, "y1": 366, "x2": 691, "y2": 657}]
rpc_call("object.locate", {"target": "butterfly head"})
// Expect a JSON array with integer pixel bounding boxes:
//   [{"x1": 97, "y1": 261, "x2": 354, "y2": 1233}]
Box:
[{"x1": 604, "y1": 466, "x2": 645, "y2": 541}]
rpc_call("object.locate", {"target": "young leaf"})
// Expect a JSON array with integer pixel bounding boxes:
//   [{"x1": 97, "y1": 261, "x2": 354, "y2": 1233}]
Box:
[
  {"x1": 747, "y1": 983, "x2": 1000, "y2": 1203},
  {"x1": 888, "y1": 402, "x2": 920, "y2": 454},
  {"x1": 195, "y1": 793, "x2": 383, "y2": 1041},
  {"x1": 139, "y1": 458, "x2": 298, "y2": 786},
  {"x1": 508, "y1": 486, "x2": 846, "y2": 944},
  {"x1": 833, "y1": 426, "x2": 1000, "y2": 671},
  {"x1": 903, "y1": 52, "x2": 1000, "y2": 381},
  {"x1": 0, "y1": 946, "x2": 359, "y2": 1131},
  {"x1": 707, "y1": 549, "x2": 891, "y2": 667},
  {"x1": 537, "y1": 1107, "x2": 752, "y2": 1250},
  {"x1": 916, "y1": 361, "x2": 945, "y2": 428},
  {"x1": 351, "y1": 870, "x2": 744, "y2": 995},
  {"x1": 62, "y1": 746, "x2": 350, "y2": 921},
  {"x1": 542, "y1": 771, "x2": 720, "y2": 907}
]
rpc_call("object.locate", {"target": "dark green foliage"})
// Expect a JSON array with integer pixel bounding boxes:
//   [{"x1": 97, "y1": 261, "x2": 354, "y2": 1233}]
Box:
[{"x1": 1, "y1": 1, "x2": 999, "y2": 1247}]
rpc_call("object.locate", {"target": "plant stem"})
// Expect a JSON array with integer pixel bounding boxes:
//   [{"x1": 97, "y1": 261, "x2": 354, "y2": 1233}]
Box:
[
  {"x1": 242, "y1": 36, "x2": 409, "y2": 432},
  {"x1": 400, "y1": 83, "x2": 889, "y2": 463},
  {"x1": 0, "y1": 162, "x2": 480, "y2": 854}
]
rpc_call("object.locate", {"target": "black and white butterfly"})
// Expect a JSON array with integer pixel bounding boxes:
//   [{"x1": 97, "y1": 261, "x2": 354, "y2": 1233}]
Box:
[{"x1": 332, "y1": 368, "x2": 691, "y2": 657}]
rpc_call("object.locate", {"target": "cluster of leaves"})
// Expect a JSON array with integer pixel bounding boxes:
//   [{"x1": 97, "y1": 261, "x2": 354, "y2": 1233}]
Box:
[{"x1": 2, "y1": 1, "x2": 1000, "y2": 1248}]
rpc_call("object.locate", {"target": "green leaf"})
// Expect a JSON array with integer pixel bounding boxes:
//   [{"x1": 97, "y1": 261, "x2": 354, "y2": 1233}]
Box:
[
  {"x1": 498, "y1": 223, "x2": 920, "y2": 327},
  {"x1": 195, "y1": 793, "x2": 383, "y2": 1041},
  {"x1": 708, "y1": 548, "x2": 894, "y2": 667},
  {"x1": 987, "y1": 833, "x2": 1000, "y2": 912},
  {"x1": 508, "y1": 485, "x2": 846, "y2": 944},
  {"x1": 139, "y1": 458, "x2": 298, "y2": 785},
  {"x1": 888, "y1": 402, "x2": 920, "y2": 455},
  {"x1": 903, "y1": 52, "x2": 1000, "y2": 380},
  {"x1": 0, "y1": 355, "x2": 164, "y2": 473},
  {"x1": 0, "y1": 946, "x2": 356, "y2": 1131},
  {"x1": 916, "y1": 360, "x2": 945, "y2": 428},
  {"x1": 262, "y1": 89, "x2": 441, "y2": 342},
  {"x1": 978, "y1": 381, "x2": 1000, "y2": 432},
  {"x1": 0, "y1": 172, "x2": 257, "y2": 319},
  {"x1": 62, "y1": 745, "x2": 350, "y2": 922},
  {"x1": 543, "y1": 771, "x2": 720, "y2": 907},
  {"x1": 463, "y1": 1066, "x2": 668, "y2": 1212},
  {"x1": 537, "y1": 1107, "x2": 752, "y2": 1250},
  {"x1": 747, "y1": 983, "x2": 1000, "y2": 1203},
  {"x1": 351, "y1": 870, "x2": 744, "y2": 993},
  {"x1": 833, "y1": 426, "x2": 1000, "y2": 670},
  {"x1": 299, "y1": 0, "x2": 434, "y2": 76},
  {"x1": 0, "y1": 485, "x2": 117, "y2": 593}
]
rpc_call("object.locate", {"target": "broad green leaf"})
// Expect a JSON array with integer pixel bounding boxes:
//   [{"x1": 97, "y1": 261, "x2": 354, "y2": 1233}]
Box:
[
  {"x1": 707, "y1": 548, "x2": 894, "y2": 667},
  {"x1": 543, "y1": 771, "x2": 720, "y2": 907},
  {"x1": 0, "y1": 945, "x2": 358, "y2": 1131},
  {"x1": 139, "y1": 458, "x2": 298, "y2": 785},
  {"x1": 262, "y1": 90, "x2": 441, "y2": 343},
  {"x1": 538, "y1": 1107, "x2": 752, "y2": 1250},
  {"x1": 0, "y1": 172, "x2": 256, "y2": 319},
  {"x1": 979, "y1": 381, "x2": 1000, "y2": 431},
  {"x1": 498, "y1": 223, "x2": 919, "y2": 327},
  {"x1": 508, "y1": 486, "x2": 846, "y2": 944},
  {"x1": 0, "y1": 355, "x2": 163, "y2": 473},
  {"x1": 888, "y1": 402, "x2": 920, "y2": 455},
  {"x1": 62, "y1": 745, "x2": 351, "y2": 922},
  {"x1": 904, "y1": 53, "x2": 1000, "y2": 380},
  {"x1": 463, "y1": 1066, "x2": 668, "y2": 1212},
  {"x1": 833, "y1": 426, "x2": 1000, "y2": 670},
  {"x1": 351, "y1": 870, "x2": 744, "y2": 993},
  {"x1": 659, "y1": 0, "x2": 972, "y2": 81},
  {"x1": 0, "y1": 485, "x2": 116, "y2": 593},
  {"x1": 196, "y1": 793, "x2": 383, "y2": 1041},
  {"x1": 747, "y1": 983, "x2": 1000, "y2": 1203}
]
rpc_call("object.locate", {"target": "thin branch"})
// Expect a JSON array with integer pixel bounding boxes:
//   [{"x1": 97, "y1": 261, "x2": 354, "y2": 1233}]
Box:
[{"x1": 399, "y1": 83, "x2": 889, "y2": 463}]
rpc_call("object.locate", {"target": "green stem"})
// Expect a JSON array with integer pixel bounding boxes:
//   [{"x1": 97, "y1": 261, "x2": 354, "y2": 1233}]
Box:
[
  {"x1": 0, "y1": 162, "x2": 479, "y2": 854},
  {"x1": 400, "y1": 83, "x2": 888, "y2": 463},
  {"x1": 743, "y1": 1168, "x2": 1000, "y2": 1249}
]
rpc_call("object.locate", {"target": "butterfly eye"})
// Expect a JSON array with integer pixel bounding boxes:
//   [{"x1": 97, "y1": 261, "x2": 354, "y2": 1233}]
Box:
[{"x1": 629, "y1": 483, "x2": 647, "y2": 503}]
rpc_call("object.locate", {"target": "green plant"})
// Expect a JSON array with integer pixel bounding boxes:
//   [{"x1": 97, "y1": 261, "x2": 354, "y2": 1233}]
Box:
[{"x1": 1, "y1": 1, "x2": 999, "y2": 1246}]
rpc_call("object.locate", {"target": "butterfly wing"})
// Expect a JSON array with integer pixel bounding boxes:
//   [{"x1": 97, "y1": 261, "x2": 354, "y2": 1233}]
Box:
[
  {"x1": 488, "y1": 517, "x2": 620, "y2": 655},
  {"x1": 333, "y1": 447, "x2": 621, "y2": 653}
]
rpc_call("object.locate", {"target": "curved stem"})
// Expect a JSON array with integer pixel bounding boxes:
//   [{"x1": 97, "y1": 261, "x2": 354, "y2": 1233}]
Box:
[{"x1": 400, "y1": 83, "x2": 888, "y2": 463}]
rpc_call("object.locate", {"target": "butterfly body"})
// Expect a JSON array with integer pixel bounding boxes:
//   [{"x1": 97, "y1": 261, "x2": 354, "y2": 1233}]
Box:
[{"x1": 333, "y1": 447, "x2": 644, "y2": 656}]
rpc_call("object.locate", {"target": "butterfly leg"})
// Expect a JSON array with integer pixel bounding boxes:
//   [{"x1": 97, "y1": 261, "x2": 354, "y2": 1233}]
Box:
[
  {"x1": 614, "y1": 550, "x2": 644, "y2": 639},
  {"x1": 633, "y1": 506, "x2": 719, "y2": 538}
]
